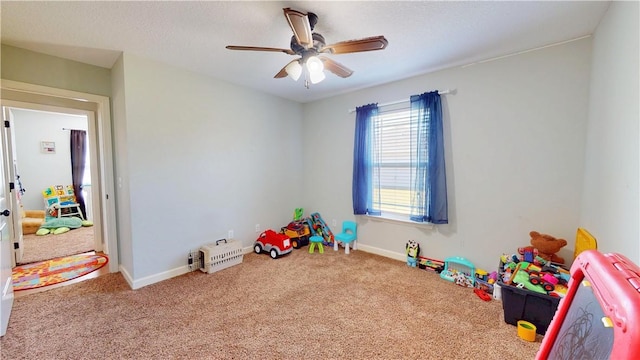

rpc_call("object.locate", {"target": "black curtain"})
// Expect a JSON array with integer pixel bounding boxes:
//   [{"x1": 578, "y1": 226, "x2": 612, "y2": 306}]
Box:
[{"x1": 70, "y1": 130, "x2": 87, "y2": 217}]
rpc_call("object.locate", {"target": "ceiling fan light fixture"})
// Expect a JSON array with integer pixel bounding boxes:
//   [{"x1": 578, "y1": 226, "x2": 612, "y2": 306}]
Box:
[
  {"x1": 309, "y1": 68, "x2": 326, "y2": 84},
  {"x1": 285, "y1": 60, "x2": 302, "y2": 81},
  {"x1": 226, "y1": 8, "x2": 388, "y2": 88},
  {"x1": 306, "y1": 56, "x2": 324, "y2": 73},
  {"x1": 306, "y1": 56, "x2": 325, "y2": 84}
]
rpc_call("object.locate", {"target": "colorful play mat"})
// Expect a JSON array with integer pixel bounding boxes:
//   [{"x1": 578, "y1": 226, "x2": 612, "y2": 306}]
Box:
[{"x1": 12, "y1": 254, "x2": 108, "y2": 291}]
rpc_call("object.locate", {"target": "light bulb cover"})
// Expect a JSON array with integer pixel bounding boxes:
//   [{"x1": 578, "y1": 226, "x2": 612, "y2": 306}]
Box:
[
  {"x1": 309, "y1": 69, "x2": 326, "y2": 84},
  {"x1": 306, "y1": 56, "x2": 324, "y2": 73},
  {"x1": 285, "y1": 61, "x2": 302, "y2": 81},
  {"x1": 306, "y1": 56, "x2": 325, "y2": 84}
]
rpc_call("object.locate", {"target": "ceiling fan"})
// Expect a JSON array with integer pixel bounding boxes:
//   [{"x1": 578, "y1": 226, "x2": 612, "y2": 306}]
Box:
[{"x1": 226, "y1": 8, "x2": 388, "y2": 88}]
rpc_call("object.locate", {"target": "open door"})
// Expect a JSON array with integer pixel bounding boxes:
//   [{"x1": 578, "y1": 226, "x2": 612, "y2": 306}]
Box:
[
  {"x1": 1, "y1": 80, "x2": 118, "y2": 274},
  {"x1": 2, "y1": 107, "x2": 22, "y2": 265},
  {"x1": 0, "y1": 111, "x2": 13, "y2": 336}
]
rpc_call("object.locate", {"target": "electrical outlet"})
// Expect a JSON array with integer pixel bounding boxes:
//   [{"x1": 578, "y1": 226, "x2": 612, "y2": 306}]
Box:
[
  {"x1": 228, "y1": 230, "x2": 234, "y2": 239},
  {"x1": 255, "y1": 224, "x2": 260, "y2": 233},
  {"x1": 332, "y1": 219, "x2": 337, "y2": 227}
]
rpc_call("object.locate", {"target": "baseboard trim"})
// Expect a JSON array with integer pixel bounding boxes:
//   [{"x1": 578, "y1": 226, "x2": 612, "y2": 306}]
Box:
[
  {"x1": 356, "y1": 244, "x2": 405, "y2": 262},
  {"x1": 132, "y1": 265, "x2": 191, "y2": 290},
  {"x1": 118, "y1": 265, "x2": 134, "y2": 289},
  {"x1": 122, "y1": 244, "x2": 403, "y2": 290},
  {"x1": 242, "y1": 246, "x2": 254, "y2": 254}
]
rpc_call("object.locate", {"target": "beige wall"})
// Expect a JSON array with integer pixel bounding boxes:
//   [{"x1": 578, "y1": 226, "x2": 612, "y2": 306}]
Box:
[
  {"x1": 580, "y1": 1, "x2": 640, "y2": 264},
  {"x1": 1, "y1": 44, "x2": 112, "y2": 97},
  {"x1": 302, "y1": 37, "x2": 593, "y2": 271},
  {"x1": 112, "y1": 53, "x2": 304, "y2": 286}
]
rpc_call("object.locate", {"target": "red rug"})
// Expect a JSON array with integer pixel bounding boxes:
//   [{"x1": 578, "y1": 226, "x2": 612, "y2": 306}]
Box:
[{"x1": 12, "y1": 254, "x2": 108, "y2": 291}]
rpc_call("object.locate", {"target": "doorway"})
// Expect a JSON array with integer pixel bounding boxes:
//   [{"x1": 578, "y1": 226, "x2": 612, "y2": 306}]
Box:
[
  {"x1": 8, "y1": 106, "x2": 100, "y2": 264},
  {"x1": 0, "y1": 80, "x2": 118, "y2": 274}
]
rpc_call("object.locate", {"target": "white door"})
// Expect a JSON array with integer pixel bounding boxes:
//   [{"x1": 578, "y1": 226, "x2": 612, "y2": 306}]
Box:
[
  {"x1": 2, "y1": 108, "x2": 22, "y2": 265},
  {"x1": 0, "y1": 113, "x2": 13, "y2": 336}
]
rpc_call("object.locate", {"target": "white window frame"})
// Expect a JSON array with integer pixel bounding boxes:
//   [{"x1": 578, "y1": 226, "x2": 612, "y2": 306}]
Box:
[{"x1": 367, "y1": 103, "x2": 431, "y2": 227}]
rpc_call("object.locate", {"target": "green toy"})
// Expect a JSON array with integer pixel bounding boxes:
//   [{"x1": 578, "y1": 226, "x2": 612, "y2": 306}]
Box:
[
  {"x1": 512, "y1": 265, "x2": 547, "y2": 294},
  {"x1": 40, "y1": 217, "x2": 83, "y2": 229},
  {"x1": 35, "y1": 217, "x2": 92, "y2": 236}
]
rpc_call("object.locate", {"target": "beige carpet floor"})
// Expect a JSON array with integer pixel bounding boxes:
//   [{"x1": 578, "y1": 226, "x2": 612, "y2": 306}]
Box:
[
  {"x1": 18, "y1": 226, "x2": 95, "y2": 264},
  {"x1": 1, "y1": 247, "x2": 543, "y2": 359}
]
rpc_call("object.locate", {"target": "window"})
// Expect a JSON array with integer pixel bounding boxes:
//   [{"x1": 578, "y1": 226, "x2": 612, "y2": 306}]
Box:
[
  {"x1": 371, "y1": 106, "x2": 415, "y2": 216},
  {"x1": 352, "y1": 91, "x2": 448, "y2": 224}
]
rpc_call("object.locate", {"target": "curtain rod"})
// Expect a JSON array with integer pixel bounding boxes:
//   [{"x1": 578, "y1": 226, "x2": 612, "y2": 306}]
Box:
[
  {"x1": 348, "y1": 89, "x2": 455, "y2": 113},
  {"x1": 62, "y1": 128, "x2": 86, "y2": 131}
]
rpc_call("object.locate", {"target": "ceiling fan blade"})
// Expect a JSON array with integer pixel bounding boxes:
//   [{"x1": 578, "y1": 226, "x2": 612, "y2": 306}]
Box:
[
  {"x1": 274, "y1": 59, "x2": 300, "y2": 78},
  {"x1": 274, "y1": 67, "x2": 288, "y2": 79},
  {"x1": 320, "y1": 36, "x2": 388, "y2": 54},
  {"x1": 319, "y1": 56, "x2": 353, "y2": 78},
  {"x1": 283, "y1": 8, "x2": 313, "y2": 49},
  {"x1": 226, "y1": 45, "x2": 295, "y2": 55}
]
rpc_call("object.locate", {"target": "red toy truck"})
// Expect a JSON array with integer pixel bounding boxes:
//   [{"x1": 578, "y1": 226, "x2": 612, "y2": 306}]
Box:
[{"x1": 254, "y1": 229, "x2": 292, "y2": 259}]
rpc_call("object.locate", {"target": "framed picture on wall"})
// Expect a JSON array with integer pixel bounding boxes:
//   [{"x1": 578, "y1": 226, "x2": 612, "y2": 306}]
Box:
[{"x1": 41, "y1": 141, "x2": 56, "y2": 154}]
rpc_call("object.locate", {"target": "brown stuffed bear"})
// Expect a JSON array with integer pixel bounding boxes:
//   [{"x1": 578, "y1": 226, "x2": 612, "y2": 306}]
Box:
[{"x1": 530, "y1": 231, "x2": 568, "y2": 264}]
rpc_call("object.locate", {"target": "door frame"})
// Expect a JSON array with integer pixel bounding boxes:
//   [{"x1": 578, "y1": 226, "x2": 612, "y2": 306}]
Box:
[
  {"x1": 0, "y1": 80, "x2": 118, "y2": 273},
  {"x1": 5, "y1": 105, "x2": 102, "y2": 264}
]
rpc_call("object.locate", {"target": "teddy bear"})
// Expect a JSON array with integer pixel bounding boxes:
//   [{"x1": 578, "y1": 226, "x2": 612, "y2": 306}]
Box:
[{"x1": 529, "y1": 231, "x2": 568, "y2": 264}]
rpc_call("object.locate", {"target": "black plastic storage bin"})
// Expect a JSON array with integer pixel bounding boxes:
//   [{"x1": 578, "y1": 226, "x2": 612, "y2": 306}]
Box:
[{"x1": 499, "y1": 281, "x2": 561, "y2": 335}]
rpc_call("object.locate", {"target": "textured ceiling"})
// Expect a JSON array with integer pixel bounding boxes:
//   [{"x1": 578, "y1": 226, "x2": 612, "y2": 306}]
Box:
[{"x1": 1, "y1": 1, "x2": 610, "y2": 103}]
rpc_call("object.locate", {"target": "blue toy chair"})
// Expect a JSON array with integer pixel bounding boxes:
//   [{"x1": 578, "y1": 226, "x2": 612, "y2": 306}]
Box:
[
  {"x1": 333, "y1": 220, "x2": 357, "y2": 254},
  {"x1": 309, "y1": 235, "x2": 324, "y2": 254}
]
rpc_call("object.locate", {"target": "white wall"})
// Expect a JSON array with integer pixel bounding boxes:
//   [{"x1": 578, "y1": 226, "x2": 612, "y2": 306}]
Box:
[
  {"x1": 302, "y1": 38, "x2": 593, "y2": 272},
  {"x1": 11, "y1": 108, "x2": 87, "y2": 210},
  {"x1": 581, "y1": 1, "x2": 640, "y2": 264},
  {"x1": 110, "y1": 54, "x2": 133, "y2": 275},
  {"x1": 102, "y1": 1, "x2": 640, "y2": 287},
  {"x1": 113, "y1": 53, "x2": 304, "y2": 285}
]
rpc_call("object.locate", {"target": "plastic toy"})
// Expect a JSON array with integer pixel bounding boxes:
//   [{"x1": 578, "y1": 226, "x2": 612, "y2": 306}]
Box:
[
  {"x1": 405, "y1": 240, "x2": 420, "y2": 267},
  {"x1": 536, "y1": 251, "x2": 640, "y2": 360},
  {"x1": 254, "y1": 229, "x2": 292, "y2": 259},
  {"x1": 487, "y1": 271, "x2": 498, "y2": 284},
  {"x1": 418, "y1": 256, "x2": 444, "y2": 273},
  {"x1": 308, "y1": 212, "x2": 334, "y2": 245},
  {"x1": 517, "y1": 246, "x2": 539, "y2": 263},
  {"x1": 474, "y1": 288, "x2": 492, "y2": 301},
  {"x1": 475, "y1": 268, "x2": 489, "y2": 281},
  {"x1": 518, "y1": 321, "x2": 537, "y2": 342},
  {"x1": 308, "y1": 235, "x2": 324, "y2": 254},
  {"x1": 528, "y1": 272, "x2": 557, "y2": 292},
  {"x1": 573, "y1": 227, "x2": 597, "y2": 259},
  {"x1": 506, "y1": 262, "x2": 551, "y2": 294},
  {"x1": 334, "y1": 220, "x2": 357, "y2": 254},
  {"x1": 474, "y1": 278, "x2": 494, "y2": 296},
  {"x1": 280, "y1": 221, "x2": 311, "y2": 249},
  {"x1": 440, "y1": 256, "x2": 475, "y2": 287}
]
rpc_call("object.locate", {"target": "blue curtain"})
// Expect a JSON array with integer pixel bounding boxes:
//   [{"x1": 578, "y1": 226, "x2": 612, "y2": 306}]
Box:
[
  {"x1": 409, "y1": 92, "x2": 448, "y2": 224},
  {"x1": 352, "y1": 103, "x2": 379, "y2": 215}
]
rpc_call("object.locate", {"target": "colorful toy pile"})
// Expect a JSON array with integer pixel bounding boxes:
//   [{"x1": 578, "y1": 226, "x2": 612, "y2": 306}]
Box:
[
  {"x1": 499, "y1": 253, "x2": 570, "y2": 298},
  {"x1": 253, "y1": 209, "x2": 336, "y2": 258},
  {"x1": 474, "y1": 268, "x2": 497, "y2": 296}
]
